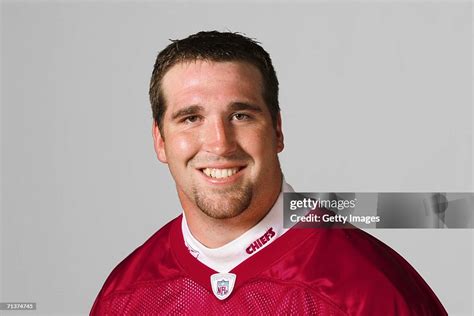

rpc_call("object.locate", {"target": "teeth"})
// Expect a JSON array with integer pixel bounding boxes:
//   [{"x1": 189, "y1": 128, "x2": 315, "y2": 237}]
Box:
[{"x1": 202, "y1": 168, "x2": 239, "y2": 179}]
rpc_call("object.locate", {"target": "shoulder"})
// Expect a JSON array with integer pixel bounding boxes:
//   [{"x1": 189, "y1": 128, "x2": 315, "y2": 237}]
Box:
[
  {"x1": 91, "y1": 216, "x2": 183, "y2": 312},
  {"x1": 273, "y1": 227, "x2": 447, "y2": 315}
]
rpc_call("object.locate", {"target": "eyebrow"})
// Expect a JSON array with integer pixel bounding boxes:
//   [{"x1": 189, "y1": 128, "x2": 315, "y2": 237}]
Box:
[
  {"x1": 171, "y1": 105, "x2": 204, "y2": 120},
  {"x1": 229, "y1": 102, "x2": 263, "y2": 113}
]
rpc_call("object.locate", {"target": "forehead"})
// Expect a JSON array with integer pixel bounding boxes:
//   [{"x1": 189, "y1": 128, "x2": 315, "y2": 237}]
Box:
[{"x1": 160, "y1": 60, "x2": 265, "y2": 109}]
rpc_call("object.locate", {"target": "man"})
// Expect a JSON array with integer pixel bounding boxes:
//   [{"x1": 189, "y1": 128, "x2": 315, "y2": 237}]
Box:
[{"x1": 91, "y1": 31, "x2": 447, "y2": 315}]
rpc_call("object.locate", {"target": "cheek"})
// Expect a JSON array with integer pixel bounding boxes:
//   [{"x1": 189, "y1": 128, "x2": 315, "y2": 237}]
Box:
[
  {"x1": 240, "y1": 128, "x2": 278, "y2": 163},
  {"x1": 165, "y1": 133, "x2": 200, "y2": 164}
]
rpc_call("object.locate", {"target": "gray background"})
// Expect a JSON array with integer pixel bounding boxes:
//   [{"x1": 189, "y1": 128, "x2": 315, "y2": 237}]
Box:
[{"x1": 1, "y1": 1, "x2": 472, "y2": 315}]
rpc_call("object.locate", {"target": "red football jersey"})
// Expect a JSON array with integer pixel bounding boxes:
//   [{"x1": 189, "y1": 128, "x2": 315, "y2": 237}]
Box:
[{"x1": 91, "y1": 215, "x2": 447, "y2": 315}]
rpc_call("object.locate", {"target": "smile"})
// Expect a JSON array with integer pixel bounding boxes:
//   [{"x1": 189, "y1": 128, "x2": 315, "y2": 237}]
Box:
[{"x1": 202, "y1": 167, "x2": 240, "y2": 179}]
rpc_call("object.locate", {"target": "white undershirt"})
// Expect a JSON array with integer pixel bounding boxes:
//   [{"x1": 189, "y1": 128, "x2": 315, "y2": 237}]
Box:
[{"x1": 181, "y1": 180, "x2": 295, "y2": 273}]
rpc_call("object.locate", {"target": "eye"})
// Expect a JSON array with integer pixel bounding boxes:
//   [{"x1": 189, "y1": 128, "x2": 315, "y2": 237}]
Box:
[
  {"x1": 183, "y1": 115, "x2": 201, "y2": 124},
  {"x1": 232, "y1": 113, "x2": 250, "y2": 121}
]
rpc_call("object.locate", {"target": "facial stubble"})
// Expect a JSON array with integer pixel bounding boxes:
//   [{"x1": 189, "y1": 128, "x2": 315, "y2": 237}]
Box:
[{"x1": 192, "y1": 182, "x2": 253, "y2": 219}]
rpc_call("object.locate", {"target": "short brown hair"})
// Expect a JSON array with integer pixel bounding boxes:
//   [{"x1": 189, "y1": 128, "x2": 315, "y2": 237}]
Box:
[{"x1": 149, "y1": 31, "x2": 280, "y2": 135}]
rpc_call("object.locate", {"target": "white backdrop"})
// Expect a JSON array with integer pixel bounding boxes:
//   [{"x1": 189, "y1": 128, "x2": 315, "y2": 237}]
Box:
[{"x1": 1, "y1": 1, "x2": 472, "y2": 315}]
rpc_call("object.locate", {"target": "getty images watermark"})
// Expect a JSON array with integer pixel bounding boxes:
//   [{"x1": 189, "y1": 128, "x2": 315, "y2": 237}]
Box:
[
  {"x1": 283, "y1": 192, "x2": 474, "y2": 229},
  {"x1": 283, "y1": 193, "x2": 374, "y2": 228},
  {"x1": 0, "y1": 302, "x2": 36, "y2": 310}
]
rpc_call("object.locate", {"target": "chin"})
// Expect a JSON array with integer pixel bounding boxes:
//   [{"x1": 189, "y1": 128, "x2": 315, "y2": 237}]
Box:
[
  {"x1": 194, "y1": 188, "x2": 253, "y2": 220},
  {"x1": 201, "y1": 208, "x2": 245, "y2": 220}
]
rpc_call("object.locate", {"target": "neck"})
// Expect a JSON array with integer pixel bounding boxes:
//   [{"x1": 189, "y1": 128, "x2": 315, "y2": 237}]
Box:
[{"x1": 181, "y1": 175, "x2": 282, "y2": 248}]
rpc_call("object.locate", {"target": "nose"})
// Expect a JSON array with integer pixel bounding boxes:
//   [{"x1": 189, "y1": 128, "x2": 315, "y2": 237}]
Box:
[{"x1": 201, "y1": 117, "x2": 237, "y2": 156}]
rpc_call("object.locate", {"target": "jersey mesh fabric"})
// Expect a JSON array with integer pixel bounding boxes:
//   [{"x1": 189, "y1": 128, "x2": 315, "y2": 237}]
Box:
[
  {"x1": 104, "y1": 277, "x2": 345, "y2": 315},
  {"x1": 92, "y1": 216, "x2": 448, "y2": 315}
]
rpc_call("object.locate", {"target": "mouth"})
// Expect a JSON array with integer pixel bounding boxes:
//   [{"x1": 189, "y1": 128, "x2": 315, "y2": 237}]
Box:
[{"x1": 199, "y1": 166, "x2": 246, "y2": 180}]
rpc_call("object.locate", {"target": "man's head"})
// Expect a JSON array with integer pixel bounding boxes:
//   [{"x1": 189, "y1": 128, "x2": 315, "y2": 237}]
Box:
[
  {"x1": 149, "y1": 31, "x2": 280, "y2": 136},
  {"x1": 150, "y1": 31, "x2": 284, "y2": 222}
]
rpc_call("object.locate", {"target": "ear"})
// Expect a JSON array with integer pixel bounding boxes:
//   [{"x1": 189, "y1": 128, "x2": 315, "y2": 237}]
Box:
[
  {"x1": 275, "y1": 112, "x2": 284, "y2": 153},
  {"x1": 152, "y1": 121, "x2": 168, "y2": 163}
]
